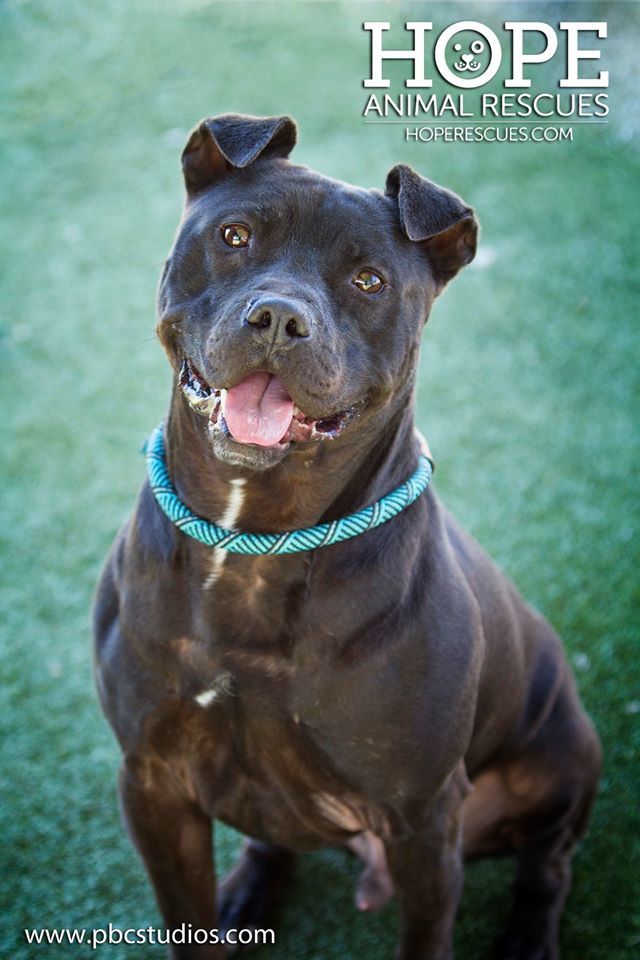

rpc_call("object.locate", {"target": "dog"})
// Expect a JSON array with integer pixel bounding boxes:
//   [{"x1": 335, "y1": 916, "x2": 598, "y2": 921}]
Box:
[{"x1": 93, "y1": 113, "x2": 601, "y2": 960}]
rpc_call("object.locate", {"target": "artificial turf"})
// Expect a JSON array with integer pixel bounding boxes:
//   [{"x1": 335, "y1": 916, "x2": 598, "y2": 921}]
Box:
[{"x1": 1, "y1": 1, "x2": 638, "y2": 957}]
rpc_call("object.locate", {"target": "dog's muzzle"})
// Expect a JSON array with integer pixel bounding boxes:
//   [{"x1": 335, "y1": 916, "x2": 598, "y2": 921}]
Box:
[{"x1": 179, "y1": 358, "x2": 360, "y2": 449}]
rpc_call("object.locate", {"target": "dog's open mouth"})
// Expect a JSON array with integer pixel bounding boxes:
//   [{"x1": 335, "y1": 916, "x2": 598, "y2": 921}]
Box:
[{"x1": 179, "y1": 358, "x2": 358, "y2": 448}]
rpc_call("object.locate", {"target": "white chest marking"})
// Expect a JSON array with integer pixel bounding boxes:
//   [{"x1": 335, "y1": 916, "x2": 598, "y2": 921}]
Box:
[
  {"x1": 204, "y1": 478, "x2": 246, "y2": 589},
  {"x1": 195, "y1": 688, "x2": 219, "y2": 707},
  {"x1": 194, "y1": 670, "x2": 235, "y2": 707}
]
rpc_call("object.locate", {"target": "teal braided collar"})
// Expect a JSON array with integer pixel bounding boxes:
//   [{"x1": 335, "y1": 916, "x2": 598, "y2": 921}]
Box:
[{"x1": 145, "y1": 424, "x2": 433, "y2": 556}]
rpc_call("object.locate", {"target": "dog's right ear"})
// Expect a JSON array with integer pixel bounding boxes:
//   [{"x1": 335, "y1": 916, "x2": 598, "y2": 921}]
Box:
[{"x1": 181, "y1": 113, "x2": 297, "y2": 196}]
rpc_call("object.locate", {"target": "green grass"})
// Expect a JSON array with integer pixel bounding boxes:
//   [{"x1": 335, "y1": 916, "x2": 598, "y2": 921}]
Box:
[{"x1": 1, "y1": 1, "x2": 638, "y2": 957}]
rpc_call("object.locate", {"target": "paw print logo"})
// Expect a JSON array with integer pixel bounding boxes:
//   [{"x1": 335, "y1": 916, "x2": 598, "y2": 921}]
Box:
[{"x1": 453, "y1": 39, "x2": 485, "y2": 73}]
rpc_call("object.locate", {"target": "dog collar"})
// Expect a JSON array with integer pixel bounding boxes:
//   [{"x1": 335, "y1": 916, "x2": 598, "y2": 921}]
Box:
[{"x1": 145, "y1": 423, "x2": 433, "y2": 556}]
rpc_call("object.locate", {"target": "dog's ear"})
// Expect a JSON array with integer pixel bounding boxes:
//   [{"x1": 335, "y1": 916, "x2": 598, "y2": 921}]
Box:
[
  {"x1": 182, "y1": 113, "x2": 297, "y2": 195},
  {"x1": 386, "y1": 164, "x2": 477, "y2": 291}
]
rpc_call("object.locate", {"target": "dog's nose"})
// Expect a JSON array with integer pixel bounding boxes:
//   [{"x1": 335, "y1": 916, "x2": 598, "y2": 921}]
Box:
[
  {"x1": 245, "y1": 297, "x2": 312, "y2": 343},
  {"x1": 462, "y1": 53, "x2": 474, "y2": 64}
]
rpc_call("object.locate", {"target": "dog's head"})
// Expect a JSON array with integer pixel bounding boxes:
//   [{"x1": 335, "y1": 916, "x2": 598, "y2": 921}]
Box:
[{"x1": 157, "y1": 114, "x2": 477, "y2": 471}]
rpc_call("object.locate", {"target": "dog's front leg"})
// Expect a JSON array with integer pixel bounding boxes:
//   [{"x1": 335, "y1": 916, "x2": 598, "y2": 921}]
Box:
[
  {"x1": 385, "y1": 769, "x2": 467, "y2": 960},
  {"x1": 119, "y1": 758, "x2": 222, "y2": 960}
]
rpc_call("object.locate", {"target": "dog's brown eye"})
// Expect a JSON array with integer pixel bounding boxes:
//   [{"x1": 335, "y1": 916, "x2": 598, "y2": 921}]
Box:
[
  {"x1": 353, "y1": 269, "x2": 385, "y2": 294},
  {"x1": 221, "y1": 223, "x2": 251, "y2": 248}
]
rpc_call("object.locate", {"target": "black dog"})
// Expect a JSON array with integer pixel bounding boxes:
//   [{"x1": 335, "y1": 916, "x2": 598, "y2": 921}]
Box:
[{"x1": 93, "y1": 113, "x2": 601, "y2": 960}]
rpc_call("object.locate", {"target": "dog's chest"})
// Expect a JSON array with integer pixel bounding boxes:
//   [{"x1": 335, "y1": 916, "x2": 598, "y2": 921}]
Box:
[
  {"x1": 180, "y1": 660, "x2": 383, "y2": 848},
  {"x1": 146, "y1": 552, "x2": 408, "y2": 846},
  {"x1": 198, "y1": 548, "x2": 311, "y2": 637},
  {"x1": 163, "y1": 596, "x2": 390, "y2": 848}
]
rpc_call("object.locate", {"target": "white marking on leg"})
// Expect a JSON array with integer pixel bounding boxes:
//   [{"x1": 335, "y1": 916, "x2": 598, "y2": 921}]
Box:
[
  {"x1": 314, "y1": 793, "x2": 364, "y2": 832},
  {"x1": 204, "y1": 478, "x2": 246, "y2": 589}
]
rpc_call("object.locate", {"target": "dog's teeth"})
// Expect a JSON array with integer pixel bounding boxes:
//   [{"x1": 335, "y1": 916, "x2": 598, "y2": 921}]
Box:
[
  {"x1": 199, "y1": 394, "x2": 217, "y2": 416},
  {"x1": 208, "y1": 397, "x2": 222, "y2": 421}
]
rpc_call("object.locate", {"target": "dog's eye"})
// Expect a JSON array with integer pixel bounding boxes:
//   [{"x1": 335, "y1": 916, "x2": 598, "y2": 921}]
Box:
[
  {"x1": 353, "y1": 269, "x2": 385, "y2": 294},
  {"x1": 221, "y1": 223, "x2": 251, "y2": 248}
]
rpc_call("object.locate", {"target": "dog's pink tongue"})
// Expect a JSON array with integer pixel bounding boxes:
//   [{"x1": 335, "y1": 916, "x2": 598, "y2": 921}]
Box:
[{"x1": 222, "y1": 373, "x2": 294, "y2": 447}]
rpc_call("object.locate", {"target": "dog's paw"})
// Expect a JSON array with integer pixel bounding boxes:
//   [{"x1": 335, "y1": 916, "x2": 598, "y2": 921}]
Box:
[
  {"x1": 489, "y1": 930, "x2": 558, "y2": 960},
  {"x1": 218, "y1": 843, "x2": 294, "y2": 954}
]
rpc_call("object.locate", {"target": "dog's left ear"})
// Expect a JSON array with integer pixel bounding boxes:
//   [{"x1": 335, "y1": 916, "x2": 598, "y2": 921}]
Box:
[
  {"x1": 182, "y1": 113, "x2": 297, "y2": 195},
  {"x1": 386, "y1": 164, "x2": 478, "y2": 291}
]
